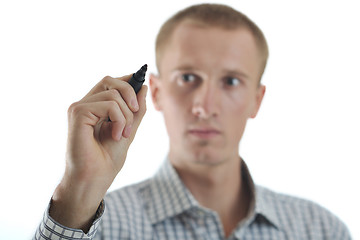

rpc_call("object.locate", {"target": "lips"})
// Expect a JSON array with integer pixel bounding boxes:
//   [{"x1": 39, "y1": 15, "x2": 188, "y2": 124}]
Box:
[{"x1": 188, "y1": 127, "x2": 221, "y2": 139}]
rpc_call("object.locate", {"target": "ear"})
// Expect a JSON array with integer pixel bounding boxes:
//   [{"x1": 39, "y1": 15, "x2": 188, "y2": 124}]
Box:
[
  {"x1": 250, "y1": 84, "x2": 266, "y2": 118},
  {"x1": 149, "y1": 73, "x2": 162, "y2": 111}
]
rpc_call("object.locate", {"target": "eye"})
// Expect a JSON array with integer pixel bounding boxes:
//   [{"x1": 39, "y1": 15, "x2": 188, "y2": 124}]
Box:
[
  {"x1": 224, "y1": 77, "x2": 241, "y2": 86},
  {"x1": 182, "y1": 73, "x2": 196, "y2": 83}
]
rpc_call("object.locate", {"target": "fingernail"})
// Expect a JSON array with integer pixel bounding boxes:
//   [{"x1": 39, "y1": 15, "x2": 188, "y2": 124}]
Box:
[{"x1": 131, "y1": 99, "x2": 139, "y2": 111}]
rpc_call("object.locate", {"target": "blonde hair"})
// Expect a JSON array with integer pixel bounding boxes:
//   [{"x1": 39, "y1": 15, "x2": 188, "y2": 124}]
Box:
[{"x1": 155, "y1": 3, "x2": 269, "y2": 80}]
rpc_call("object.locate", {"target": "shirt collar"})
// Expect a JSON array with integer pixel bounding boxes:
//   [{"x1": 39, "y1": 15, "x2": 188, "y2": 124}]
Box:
[
  {"x1": 253, "y1": 185, "x2": 282, "y2": 230},
  {"x1": 240, "y1": 161, "x2": 282, "y2": 230},
  {"x1": 145, "y1": 159, "x2": 198, "y2": 224},
  {"x1": 145, "y1": 158, "x2": 282, "y2": 230}
]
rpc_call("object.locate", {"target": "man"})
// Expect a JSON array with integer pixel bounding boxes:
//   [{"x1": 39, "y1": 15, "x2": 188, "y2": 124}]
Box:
[{"x1": 34, "y1": 3, "x2": 351, "y2": 240}]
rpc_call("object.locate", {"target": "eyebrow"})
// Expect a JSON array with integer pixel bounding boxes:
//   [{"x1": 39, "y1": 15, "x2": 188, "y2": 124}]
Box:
[
  {"x1": 171, "y1": 65, "x2": 251, "y2": 80},
  {"x1": 223, "y1": 69, "x2": 250, "y2": 80},
  {"x1": 171, "y1": 65, "x2": 198, "y2": 73}
]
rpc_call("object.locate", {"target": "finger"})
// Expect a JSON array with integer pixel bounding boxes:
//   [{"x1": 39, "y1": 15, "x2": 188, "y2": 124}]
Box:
[
  {"x1": 136, "y1": 85, "x2": 148, "y2": 116},
  {"x1": 83, "y1": 75, "x2": 139, "y2": 112},
  {"x1": 79, "y1": 89, "x2": 135, "y2": 138},
  {"x1": 127, "y1": 85, "x2": 148, "y2": 141},
  {"x1": 69, "y1": 101, "x2": 126, "y2": 141},
  {"x1": 112, "y1": 75, "x2": 140, "y2": 112},
  {"x1": 85, "y1": 74, "x2": 131, "y2": 96}
]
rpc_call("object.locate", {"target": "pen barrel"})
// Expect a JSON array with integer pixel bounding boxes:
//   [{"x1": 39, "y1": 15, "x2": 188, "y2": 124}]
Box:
[{"x1": 128, "y1": 73, "x2": 145, "y2": 94}]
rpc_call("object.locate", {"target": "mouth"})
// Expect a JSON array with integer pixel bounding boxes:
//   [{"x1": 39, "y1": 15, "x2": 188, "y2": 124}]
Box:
[{"x1": 188, "y1": 128, "x2": 221, "y2": 139}]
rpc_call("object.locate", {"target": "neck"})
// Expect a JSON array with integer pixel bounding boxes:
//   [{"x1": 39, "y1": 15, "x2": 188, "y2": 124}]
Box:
[{"x1": 171, "y1": 156, "x2": 251, "y2": 237}]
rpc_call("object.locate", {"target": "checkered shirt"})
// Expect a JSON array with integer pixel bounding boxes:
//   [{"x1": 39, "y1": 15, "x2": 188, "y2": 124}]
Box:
[{"x1": 34, "y1": 159, "x2": 351, "y2": 239}]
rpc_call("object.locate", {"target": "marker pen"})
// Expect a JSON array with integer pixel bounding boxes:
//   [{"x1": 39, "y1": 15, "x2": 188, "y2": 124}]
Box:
[
  {"x1": 108, "y1": 64, "x2": 147, "y2": 123},
  {"x1": 128, "y1": 64, "x2": 147, "y2": 94}
]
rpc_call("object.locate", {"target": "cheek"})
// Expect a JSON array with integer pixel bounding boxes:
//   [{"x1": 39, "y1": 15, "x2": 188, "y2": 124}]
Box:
[
  {"x1": 226, "y1": 92, "x2": 253, "y2": 117},
  {"x1": 162, "y1": 83, "x2": 194, "y2": 114},
  {"x1": 222, "y1": 94, "x2": 253, "y2": 138},
  {"x1": 224, "y1": 109, "x2": 249, "y2": 148},
  {"x1": 162, "y1": 92, "x2": 187, "y2": 115},
  {"x1": 228, "y1": 87, "x2": 259, "y2": 116},
  {"x1": 161, "y1": 92, "x2": 189, "y2": 135}
]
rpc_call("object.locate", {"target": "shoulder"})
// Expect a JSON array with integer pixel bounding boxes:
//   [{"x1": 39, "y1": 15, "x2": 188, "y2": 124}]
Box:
[
  {"x1": 256, "y1": 185, "x2": 327, "y2": 212},
  {"x1": 255, "y1": 185, "x2": 351, "y2": 239}
]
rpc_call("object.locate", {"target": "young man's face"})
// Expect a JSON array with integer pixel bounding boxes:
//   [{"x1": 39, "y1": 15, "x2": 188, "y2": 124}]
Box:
[{"x1": 150, "y1": 21, "x2": 265, "y2": 167}]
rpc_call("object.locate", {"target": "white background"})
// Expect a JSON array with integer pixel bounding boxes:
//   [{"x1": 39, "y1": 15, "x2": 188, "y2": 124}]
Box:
[{"x1": 0, "y1": 0, "x2": 359, "y2": 239}]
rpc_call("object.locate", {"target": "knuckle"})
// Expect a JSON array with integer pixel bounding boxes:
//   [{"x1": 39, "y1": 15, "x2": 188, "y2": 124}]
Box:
[
  {"x1": 118, "y1": 114, "x2": 126, "y2": 126},
  {"x1": 109, "y1": 100, "x2": 119, "y2": 109},
  {"x1": 108, "y1": 88, "x2": 120, "y2": 98},
  {"x1": 68, "y1": 102, "x2": 80, "y2": 115},
  {"x1": 101, "y1": 76, "x2": 113, "y2": 87},
  {"x1": 101, "y1": 75, "x2": 112, "y2": 82},
  {"x1": 122, "y1": 102, "x2": 133, "y2": 118}
]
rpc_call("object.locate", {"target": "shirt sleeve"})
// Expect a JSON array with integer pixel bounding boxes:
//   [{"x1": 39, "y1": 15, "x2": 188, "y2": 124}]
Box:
[
  {"x1": 33, "y1": 200, "x2": 105, "y2": 240},
  {"x1": 331, "y1": 216, "x2": 353, "y2": 240}
]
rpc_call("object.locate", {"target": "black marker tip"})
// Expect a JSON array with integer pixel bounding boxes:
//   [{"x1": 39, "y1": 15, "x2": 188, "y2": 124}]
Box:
[
  {"x1": 128, "y1": 64, "x2": 148, "y2": 94},
  {"x1": 135, "y1": 64, "x2": 147, "y2": 79}
]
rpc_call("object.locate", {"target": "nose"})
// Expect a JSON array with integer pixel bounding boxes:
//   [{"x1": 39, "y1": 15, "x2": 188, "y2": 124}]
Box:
[{"x1": 191, "y1": 81, "x2": 219, "y2": 119}]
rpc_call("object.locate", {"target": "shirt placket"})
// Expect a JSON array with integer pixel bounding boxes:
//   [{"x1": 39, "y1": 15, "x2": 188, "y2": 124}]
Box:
[{"x1": 188, "y1": 208, "x2": 224, "y2": 240}]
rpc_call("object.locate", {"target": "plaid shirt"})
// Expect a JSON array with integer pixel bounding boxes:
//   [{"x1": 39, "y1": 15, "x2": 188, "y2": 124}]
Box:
[{"x1": 34, "y1": 159, "x2": 351, "y2": 240}]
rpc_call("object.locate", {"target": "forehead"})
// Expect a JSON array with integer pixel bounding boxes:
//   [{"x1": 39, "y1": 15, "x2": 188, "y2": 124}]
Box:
[{"x1": 160, "y1": 21, "x2": 262, "y2": 78}]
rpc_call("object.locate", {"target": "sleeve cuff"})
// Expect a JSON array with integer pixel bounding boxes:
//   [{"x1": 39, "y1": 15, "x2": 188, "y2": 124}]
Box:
[{"x1": 34, "y1": 199, "x2": 105, "y2": 240}]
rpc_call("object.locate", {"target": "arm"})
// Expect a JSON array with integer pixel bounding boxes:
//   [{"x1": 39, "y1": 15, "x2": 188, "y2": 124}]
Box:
[{"x1": 35, "y1": 74, "x2": 147, "y2": 238}]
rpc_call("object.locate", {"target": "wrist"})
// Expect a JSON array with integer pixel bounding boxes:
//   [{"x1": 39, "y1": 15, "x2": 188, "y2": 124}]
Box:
[{"x1": 49, "y1": 178, "x2": 105, "y2": 232}]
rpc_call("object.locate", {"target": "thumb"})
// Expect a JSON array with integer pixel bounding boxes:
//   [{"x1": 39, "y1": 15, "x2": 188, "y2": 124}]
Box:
[{"x1": 128, "y1": 85, "x2": 148, "y2": 141}]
